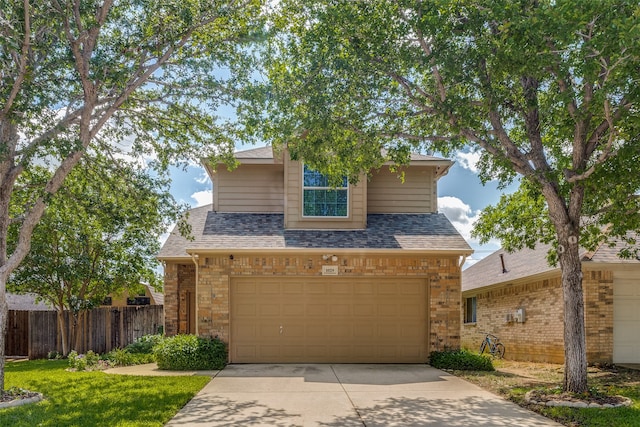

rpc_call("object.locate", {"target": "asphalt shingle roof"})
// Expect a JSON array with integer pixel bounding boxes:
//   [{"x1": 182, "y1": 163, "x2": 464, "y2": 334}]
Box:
[
  {"x1": 463, "y1": 238, "x2": 640, "y2": 293},
  {"x1": 235, "y1": 146, "x2": 275, "y2": 159},
  {"x1": 462, "y1": 244, "x2": 556, "y2": 292},
  {"x1": 232, "y1": 146, "x2": 450, "y2": 163},
  {"x1": 7, "y1": 293, "x2": 52, "y2": 311},
  {"x1": 158, "y1": 206, "x2": 472, "y2": 258}
]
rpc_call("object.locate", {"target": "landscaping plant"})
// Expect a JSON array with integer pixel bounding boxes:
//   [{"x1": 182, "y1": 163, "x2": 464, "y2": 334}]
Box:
[
  {"x1": 429, "y1": 349, "x2": 495, "y2": 372},
  {"x1": 154, "y1": 335, "x2": 227, "y2": 371},
  {"x1": 68, "y1": 350, "x2": 111, "y2": 372}
]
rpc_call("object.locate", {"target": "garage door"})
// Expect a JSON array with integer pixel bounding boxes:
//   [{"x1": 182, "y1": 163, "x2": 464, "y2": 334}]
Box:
[
  {"x1": 613, "y1": 270, "x2": 640, "y2": 363},
  {"x1": 230, "y1": 277, "x2": 428, "y2": 363}
]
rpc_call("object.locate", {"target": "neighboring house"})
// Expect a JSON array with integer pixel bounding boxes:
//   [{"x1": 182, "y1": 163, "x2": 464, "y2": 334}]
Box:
[
  {"x1": 6, "y1": 284, "x2": 163, "y2": 311},
  {"x1": 461, "y1": 241, "x2": 640, "y2": 365},
  {"x1": 7, "y1": 293, "x2": 51, "y2": 311},
  {"x1": 159, "y1": 146, "x2": 472, "y2": 363},
  {"x1": 103, "y1": 284, "x2": 165, "y2": 307}
]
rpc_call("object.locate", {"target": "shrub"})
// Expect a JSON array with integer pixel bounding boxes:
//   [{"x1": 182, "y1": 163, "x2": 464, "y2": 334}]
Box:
[
  {"x1": 103, "y1": 348, "x2": 155, "y2": 366},
  {"x1": 68, "y1": 350, "x2": 112, "y2": 371},
  {"x1": 47, "y1": 351, "x2": 63, "y2": 360},
  {"x1": 125, "y1": 334, "x2": 164, "y2": 354},
  {"x1": 429, "y1": 349, "x2": 495, "y2": 371},
  {"x1": 154, "y1": 335, "x2": 227, "y2": 370}
]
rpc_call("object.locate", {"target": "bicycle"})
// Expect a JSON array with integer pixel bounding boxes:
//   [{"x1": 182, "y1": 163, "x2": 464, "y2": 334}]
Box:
[{"x1": 479, "y1": 332, "x2": 505, "y2": 358}]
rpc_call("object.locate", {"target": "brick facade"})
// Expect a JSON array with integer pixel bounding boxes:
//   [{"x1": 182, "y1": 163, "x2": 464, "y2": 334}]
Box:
[
  {"x1": 163, "y1": 263, "x2": 195, "y2": 336},
  {"x1": 461, "y1": 269, "x2": 614, "y2": 364},
  {"x1": 165, "y1": 253, "x2": 463, "y2": 357}
]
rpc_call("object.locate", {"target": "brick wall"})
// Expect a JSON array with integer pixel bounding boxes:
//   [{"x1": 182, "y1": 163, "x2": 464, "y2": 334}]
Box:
[
  {"x1": 163, "y1": 263, "x2": 195, "y2": 336},
  {"x1": 583, "y1": 270, "x2": 614, "y2": 364},
  {"x1": 163, "y1": 263, "x2": 178, "y2": 336},
  {"x1": 168, "y1": 253, "x2": 463, "y2": 356},
  {"x1": 461, "y1": 269, "x2": 614, "y2": 364}
]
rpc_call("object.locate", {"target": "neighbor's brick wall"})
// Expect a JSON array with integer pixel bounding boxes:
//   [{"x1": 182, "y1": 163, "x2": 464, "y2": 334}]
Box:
[
  {"x1": 462, "y1": 276, "x2": 565, "y2": 363},
  {"x1": 186, "y1": 253, "x2": 462, "y2": 356},
  {"x1": 583, "y1": 270, "x2": 614, "y2": 364},
  {"x1": 461, "y1": 269, "x2": 614, "y2": 364}
]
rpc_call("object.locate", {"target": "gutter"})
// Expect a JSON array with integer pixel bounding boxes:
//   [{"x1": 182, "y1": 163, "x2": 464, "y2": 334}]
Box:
[{"x1": 185, "y1": 247, "x2": 473, "y2": 257}]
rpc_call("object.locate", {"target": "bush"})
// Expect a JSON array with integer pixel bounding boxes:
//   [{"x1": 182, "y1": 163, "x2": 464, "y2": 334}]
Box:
[
  {"x1": 47, "y1": 351, "x2": 63, "y2": 360},
  {"x1": 125, "y1": 334, "x2": 164, "y2": 354},
  {"x1": 68, "y1": 350, "x2": 112, "y2": 371},
  {"x1": 104, "y1": 348, "x2": 155, "y2": 366},
  {"x1": 429, "y1": 349, "x2": 495, "y2": 371},
  {"x1": 154, "y1": 335, "x2": 227, "y2": 370}
]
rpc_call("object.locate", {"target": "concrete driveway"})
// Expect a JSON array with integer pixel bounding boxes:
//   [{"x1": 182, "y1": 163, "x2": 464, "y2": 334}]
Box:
[{"x1": 166, "y1": 364, "x2": 561, "y2": 427}]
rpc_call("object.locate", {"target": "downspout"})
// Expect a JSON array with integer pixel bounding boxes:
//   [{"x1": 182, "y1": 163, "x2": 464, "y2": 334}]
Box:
[
  {"x1": 458, "y1": 255, "x2": 467, "y2": 268},
  {"x1": 190, "y1": 253, "x2": 199, "y2": 336}
]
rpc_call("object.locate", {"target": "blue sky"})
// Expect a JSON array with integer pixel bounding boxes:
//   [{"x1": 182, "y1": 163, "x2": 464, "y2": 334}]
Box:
[{"x1": 167, "y1": 146, "x2": 517, "y2": 267}]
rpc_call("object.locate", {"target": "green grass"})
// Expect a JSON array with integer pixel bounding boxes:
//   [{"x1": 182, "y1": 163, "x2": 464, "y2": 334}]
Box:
[
  {"x1": 454, "y1": 360, "x2": 640, "y2": 427},
  {"x1": 528, "y1": 381, "x2": 640, "y2": 427},
  {"x1": 0, "y1": 359, "x2": 210, "y2": 426}
]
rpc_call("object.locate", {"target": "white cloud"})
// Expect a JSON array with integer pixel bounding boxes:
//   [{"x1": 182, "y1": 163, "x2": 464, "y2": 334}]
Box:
[
  {"x1": 190, "y1": 190, "x2": 213, "y2": 207},
  {"x1": 438, "y1": 196, "x2": 480, "y2": 242},
  {"x1": 195, "y1": 170, "x2": 211, "y2": 185},
  {"x1": 454, "y1": 150, "x2": 482, "y2": 174},
  {"x1": 439, "y1": 196, "x2": 502, "y2": 267}
]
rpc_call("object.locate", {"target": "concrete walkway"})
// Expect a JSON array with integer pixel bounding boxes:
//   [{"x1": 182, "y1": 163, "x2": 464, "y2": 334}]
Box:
[{"x1": 157, "y1": 364, "x2": 561, "y2": 427}]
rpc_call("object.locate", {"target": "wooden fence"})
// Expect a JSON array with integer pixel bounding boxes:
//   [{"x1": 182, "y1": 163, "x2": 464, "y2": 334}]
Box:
[{"x1": 5, "y1": 306, "x2": 164, "y2": 359}]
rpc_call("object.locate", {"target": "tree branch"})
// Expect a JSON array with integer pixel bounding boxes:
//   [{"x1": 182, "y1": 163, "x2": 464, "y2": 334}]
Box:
[
  {"x1": 567, "y1": 99, "x2": 619, "y2": 183},
  {"x1": 1, "y1": 0, "x2": 31, "y2": 118}
]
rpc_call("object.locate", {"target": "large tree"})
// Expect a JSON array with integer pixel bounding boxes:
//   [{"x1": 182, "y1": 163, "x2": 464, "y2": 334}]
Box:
[
  {"x1": 0, "y1": 0, "x2": 263, "y2": 390},
  {"x1": 255, "y1": 1, "x2": 640, "y2": 393},
  {"x1": 9, "y1": 155, "x2": 183, "y2": 355}
]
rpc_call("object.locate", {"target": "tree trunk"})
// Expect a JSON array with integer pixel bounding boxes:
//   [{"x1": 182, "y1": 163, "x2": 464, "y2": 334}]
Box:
[
  {"x1": 0, "y1": 286, "x2": 7, "y2": 392},
  {"x1": 70, "y1": 313, "x2": 79, "y2": 353},
  {"x1": 73, "y1": 312, "x2": 84, "y2": 353},
  {"x1": 57, "y1": 310, "x2": 69, "y2": 356},
  {"x1": 558, "y1": 233, "x2": 588, "y2": 393}
]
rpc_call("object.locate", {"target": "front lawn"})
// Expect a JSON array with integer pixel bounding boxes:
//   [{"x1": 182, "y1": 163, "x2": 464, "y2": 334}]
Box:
[
  {"x1": 0, "y1": 359, "x2": 210, "y2": 426},
  {"x1": 454, "y1": 360, "x2": 640, "y2": 427}
]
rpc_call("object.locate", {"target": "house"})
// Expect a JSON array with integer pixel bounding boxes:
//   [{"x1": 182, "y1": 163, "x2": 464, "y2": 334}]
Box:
[
  {"x1": 7, "y1": 293, "x2": 51, "y2": 311},
  {"x1": 102, "y1": 284, "x2": 165, "y2": 307},
  {"x1": 461, "y1": 241, "x2": 640, "y2": 364},
  {"x1": 159, "y1": 146, "x2": 472, "y2": 363}
]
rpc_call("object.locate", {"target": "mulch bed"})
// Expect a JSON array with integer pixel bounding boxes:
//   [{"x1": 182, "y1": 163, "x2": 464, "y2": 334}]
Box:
[
  {"x1": 526, "y1": 389, "x2": 630, "y2": 407},
  {"x1": 0, "y1": 388, "x2": 41, "y2": 403}
]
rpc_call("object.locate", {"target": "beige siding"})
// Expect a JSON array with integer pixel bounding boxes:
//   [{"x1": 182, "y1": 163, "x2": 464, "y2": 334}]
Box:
[
  {"x1": 214, "y1": 164, "x2": 284, "y2": 213},
  {"x1": 367, "y1": 167, "x2": 436, "y2": 213},
  {"x1": 284, "y1": 157, "x2": 367, "y2": 229}
]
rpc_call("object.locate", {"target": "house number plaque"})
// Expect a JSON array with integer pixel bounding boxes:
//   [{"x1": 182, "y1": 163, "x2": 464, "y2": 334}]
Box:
[{"x1": 322, "y1": 265, "x2": 339, "y2": 275}]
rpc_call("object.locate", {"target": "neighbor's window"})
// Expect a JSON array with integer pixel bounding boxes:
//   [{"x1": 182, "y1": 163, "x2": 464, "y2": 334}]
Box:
[
  {"x1": 303, "y1": 165, "x2": 348, "y2": 217},
  {"x1": 464, "y1": 296, "x2": 477, "y2": 323}
]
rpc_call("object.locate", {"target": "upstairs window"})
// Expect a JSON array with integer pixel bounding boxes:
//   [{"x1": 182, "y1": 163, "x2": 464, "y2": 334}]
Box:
[{"x1": 303, "y1": 165, "x2": 348, "y2": 217}]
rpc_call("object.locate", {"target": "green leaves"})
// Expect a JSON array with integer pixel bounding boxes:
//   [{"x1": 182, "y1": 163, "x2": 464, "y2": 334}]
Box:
[
  {"x1": 258, "y1": 0, "x2": 640, "y2": 258},
  {"x1": 8, "y1": 154, "x2": 186, "y2": 313}
]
